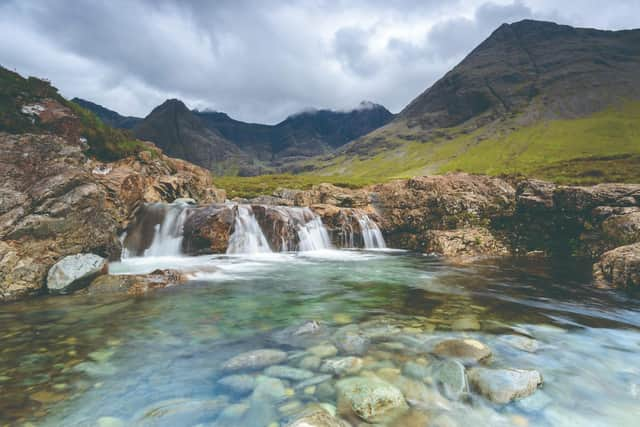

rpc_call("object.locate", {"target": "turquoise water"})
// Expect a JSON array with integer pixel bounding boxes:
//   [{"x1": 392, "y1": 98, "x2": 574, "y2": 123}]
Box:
[{"x1": 1, "y1": 251, "x2": 639, "y2": 426}]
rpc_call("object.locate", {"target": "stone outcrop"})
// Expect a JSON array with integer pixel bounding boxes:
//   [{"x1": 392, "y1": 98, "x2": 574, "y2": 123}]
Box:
[
  {"x1": 593, "y1": 243, "x2": 640, "y2": 289},
  {"x1": 0, "y1": 132, "x2": 222, "y2": 301}
]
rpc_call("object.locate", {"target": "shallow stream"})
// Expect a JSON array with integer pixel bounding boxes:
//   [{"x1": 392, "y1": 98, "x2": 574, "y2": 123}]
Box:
[{"x1": 1, "y1": 251, "x2": 639, "y2": 426}]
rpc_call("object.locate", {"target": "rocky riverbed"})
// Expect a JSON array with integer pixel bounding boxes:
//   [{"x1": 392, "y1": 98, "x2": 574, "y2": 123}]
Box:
[{"x1": 2, "y1": 252, "x2": 639, "y2": 426}]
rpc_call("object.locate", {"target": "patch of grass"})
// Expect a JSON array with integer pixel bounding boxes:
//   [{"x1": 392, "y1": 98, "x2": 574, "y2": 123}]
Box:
[
  {"x1": 213, "y1": 174, "x2": 379, "y2": 199},
  {"x1": 304, "y1": 101, "x2": 640, "y2": 184}
]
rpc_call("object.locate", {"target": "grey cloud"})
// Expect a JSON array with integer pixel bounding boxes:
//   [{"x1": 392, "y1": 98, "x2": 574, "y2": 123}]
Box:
[{"x1": 0, "y1": 1, "x2": 637, "y2": 123}]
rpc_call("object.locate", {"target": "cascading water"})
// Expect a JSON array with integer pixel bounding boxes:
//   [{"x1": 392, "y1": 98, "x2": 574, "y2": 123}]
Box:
[
  {"x1": 297, "y1": 214, "x2": 333, "y2": 251},
  {"x1": 226, "y1": 205, "x2": 273, "y2": 254},
  {"x1": 356, "y1": 213, "x2": 387, "y2": 249},
  {"x1": 143, "y1": 203, "x2": 190, "y2": 257}
]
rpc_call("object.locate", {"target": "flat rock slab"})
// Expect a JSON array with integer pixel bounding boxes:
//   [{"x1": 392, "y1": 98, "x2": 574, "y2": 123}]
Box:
[
  {"x1": 468, "y1": 367, "x2": 543, "y2": 404},
  {"x1": 221, "y1": 349, "x2": 287, "y2": 373},
  {"x1": 432, "y1": 338, "x2": 492, "y2": 363}
]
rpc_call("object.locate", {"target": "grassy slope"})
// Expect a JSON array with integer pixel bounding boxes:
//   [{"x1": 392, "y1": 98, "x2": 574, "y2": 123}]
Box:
[
  {"x1": 303, "y1": 102, "x2": 640, "y2": 185},
  {"x1": 0, "y1": 66, "x2": 148, "y2": 161},
  {"x1": 214, "y1": 174, "x2": 376, "y2": 199}
]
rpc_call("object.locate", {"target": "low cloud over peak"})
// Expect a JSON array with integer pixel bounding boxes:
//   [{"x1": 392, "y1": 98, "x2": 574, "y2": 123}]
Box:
[{"x1": 1, "y1": 0, "x2": 638, "y2": 124}]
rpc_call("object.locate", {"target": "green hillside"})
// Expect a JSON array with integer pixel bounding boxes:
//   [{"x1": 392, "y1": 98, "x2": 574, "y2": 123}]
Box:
[{"x1": 303, "y1": 101, "x2": 640, "y2": 184}]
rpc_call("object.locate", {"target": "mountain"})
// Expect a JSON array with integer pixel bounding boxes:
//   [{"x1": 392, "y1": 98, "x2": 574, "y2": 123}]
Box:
[
  {"x1": 303, "y1": 20, "x2": 640, "y2": 184},
  {"x1": 77, "y1": 97, "x2": 393, "y2": 174},
  {"x1": 72, "y1": 97, "x2": 142, "y2": 129},
  {"x1": 132, "y1": 99, "x2": 247, "y2": 174},
  {"x1": 194, "y1": 101, "x2": 393, "y2": 163}
]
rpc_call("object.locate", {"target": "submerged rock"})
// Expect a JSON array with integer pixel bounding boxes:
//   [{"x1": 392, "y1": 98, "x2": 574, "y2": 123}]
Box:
[
  {"x1": 217, "y1": 374, "x2": 256, "y2": 395},
  {"x1": 87, "y1": 270, "x2": 188, "y2": 295},
  {"x1": 134, "y1": 397, "x2": 228, "y2": 426},
  {"x1": 468, "y1": 368, "x2": 543, "y2": 404},
  {"x1": 250, "y1": 375, "x2": 287, "y2": 402},
  {"x1": 431, "y1": 359, "x2": 468, "y2": 399},
  {"x1": 46, "y1": 253, "x2": 106, "y2": 294},
  {"x1": 332, "y1": 329, "x2": 370, "y2": 356},
  {"x1": 432, "y1": 338, "x2": 492, "y2": 363},
  {"x1": 221, "y1": 349, "x2": 288, "y2": 373},
  {"x1": 286, "y1": 406, "x2": 351, "y2": 427},
  {"x1": 308, "y1": 344, "x2": 338, "y2": 358},
  {"x1": 320, "y1": 357, "x2": 363, "y2": 376},
  {"x1": 336, "y1": 376, "x2": 407, "y2": 423},
  {"x1": 264, "y1": 365, "x2": 314, "y2": 381}
]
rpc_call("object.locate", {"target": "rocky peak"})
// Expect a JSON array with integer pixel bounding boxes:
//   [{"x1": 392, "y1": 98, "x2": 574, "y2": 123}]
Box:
[{"x1": 399, "y1": 19, "x2": 640, "y2": 130}]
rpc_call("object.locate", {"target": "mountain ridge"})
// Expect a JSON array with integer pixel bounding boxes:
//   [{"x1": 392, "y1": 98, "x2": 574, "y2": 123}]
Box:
[
  {"x1": 300, "y1": 19, "x2": 640, "y2": 183},
  {"x1": 75, "y1": 97, "x2": 393, "y2": 174}
]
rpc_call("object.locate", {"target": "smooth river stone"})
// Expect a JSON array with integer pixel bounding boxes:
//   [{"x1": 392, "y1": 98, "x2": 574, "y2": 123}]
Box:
[
  {"x1": 320, "y1": 357, "x2": 363, "y2": 376},
  {"x1": 308, "y1": 344, "x2": 338, "y2": 358},
  {"x1": 336, "y1": 376, "x2": 408, "y2": 423},
  {"x1": 218, "y1": 374, "x2": 256, "y2": 394},
  {"x1": 250, "y1": 376, "x2": 287, "y2": 402},
  {"x1": 332, "y1": 329, "x2": 370, "y2": 356},
  {"x1": 286, "y1": 406, "x2": 350, "y2": 427},
  {"x1": 294, "y1": 374, "x2": 333, "y2": 390},
  {"x1": 221, "y1": 349, "x2": 287, "y2": 372},
  {"x1": 468, "y1": 368, "x2": 543, "y2": 404},
  {"x1": 432, "y1": 338, "x2": 492, "y2": 363},
  {"x1": 499, "y1": 335, "x2": 541, "y2": 353},
  {"x1": 264, "y1": 365, "x2": 314, "y2": 381},
  {"x1": 431, "y1": 359, "x2": 468, "y2": 399}
]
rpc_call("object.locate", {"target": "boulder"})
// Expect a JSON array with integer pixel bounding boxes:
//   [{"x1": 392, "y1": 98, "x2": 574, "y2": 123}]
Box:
[
  {"x1": 593, "y1": 243, "x2": 640, "y2": 288},
  {"x1": 221, "y1": 349, "x2": 288, "y2": 373},
  {"x1": 468, "y1": 367, "x2": 543, "y2": 404},
  {"x1": 336, "y1": 376, "x2": 407, "y2": 423},
  {"x1": 46, "y1": 253, "x2": 106, "y2": 294}
]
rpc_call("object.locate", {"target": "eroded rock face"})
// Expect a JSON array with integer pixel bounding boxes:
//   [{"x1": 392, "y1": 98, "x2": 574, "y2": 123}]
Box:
[
  {"x1": 0, "y1": 132, "x2": 222, "y2": 301},
  {"x1": 424, "y1": 228, "x2": 510, "y2": 260},
  {"x1": 372, "y1": 174, "x2": 516, "y2": 252},
  {"x1": 593, "y1": 243, "x2": 640, "y2": 289}
]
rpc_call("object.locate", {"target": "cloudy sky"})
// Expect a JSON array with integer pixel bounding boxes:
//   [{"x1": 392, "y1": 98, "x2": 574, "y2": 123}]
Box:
[{"x1": 1, "y1": 0, "x2": 638, "y2": 123}]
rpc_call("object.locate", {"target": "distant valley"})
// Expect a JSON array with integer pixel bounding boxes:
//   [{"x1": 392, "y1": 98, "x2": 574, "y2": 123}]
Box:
[{"x1": 73, "y1": 97, "x2": 393, "y2": 175}]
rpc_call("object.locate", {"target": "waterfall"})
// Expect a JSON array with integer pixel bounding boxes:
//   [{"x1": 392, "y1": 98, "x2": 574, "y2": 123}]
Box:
[
  {"x1": 226, "y1": 205, "x2": 273, "y2": 254},
  {"x1": 297, "y1": 214, "x2": 333, "y2": 251},
  {"x1": 356, "y1": 214, "x2": 386, "y2": 249},
  {"x1": 143, "y1": 203, "x2": 190, "y2": 257}
]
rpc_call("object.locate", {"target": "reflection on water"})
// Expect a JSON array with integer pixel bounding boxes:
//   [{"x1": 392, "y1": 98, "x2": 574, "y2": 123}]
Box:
[{"x1": 1, "y1": 251, "x2": 639, "y2": 426}]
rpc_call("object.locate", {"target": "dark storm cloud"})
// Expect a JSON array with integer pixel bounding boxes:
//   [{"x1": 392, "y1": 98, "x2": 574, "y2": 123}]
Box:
[{"x1": 0, "y1": 1, "x2": 638, "y2": 123}]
